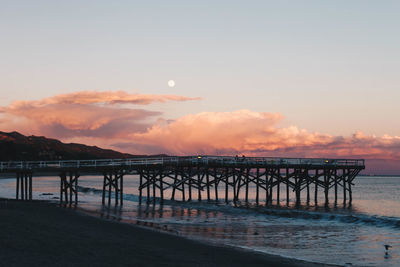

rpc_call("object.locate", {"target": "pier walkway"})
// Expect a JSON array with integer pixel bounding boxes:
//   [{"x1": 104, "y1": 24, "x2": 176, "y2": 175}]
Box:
[{"x1": 0, "y1": 156, "x2": 365, "y2": 206}]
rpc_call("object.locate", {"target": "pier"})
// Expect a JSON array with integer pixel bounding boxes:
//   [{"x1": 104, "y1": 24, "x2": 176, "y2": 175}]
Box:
[{"x1": 0, "y1": 156, "x2": 365, "y2": 206}]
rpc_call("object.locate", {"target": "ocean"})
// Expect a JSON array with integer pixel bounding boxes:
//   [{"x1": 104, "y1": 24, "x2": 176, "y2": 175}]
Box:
[{"x1": 0, "y1": 175, "x2": 399, "y2": 266}]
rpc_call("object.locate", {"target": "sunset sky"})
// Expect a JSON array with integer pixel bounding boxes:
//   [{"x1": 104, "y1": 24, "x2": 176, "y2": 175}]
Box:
[{"x1": 1, "y1": 1, "x2": 400, "y2": 173}]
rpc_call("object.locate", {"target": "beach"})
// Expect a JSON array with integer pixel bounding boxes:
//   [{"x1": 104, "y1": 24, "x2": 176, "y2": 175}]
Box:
[{"x1": 0, "y1": 199, "x2": 335, "y2": 267}]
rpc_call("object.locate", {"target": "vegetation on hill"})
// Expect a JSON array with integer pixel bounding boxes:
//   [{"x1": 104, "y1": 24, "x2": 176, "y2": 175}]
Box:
[{"x1": 0, "y1": 131, "x2": 135, "y2": 161}]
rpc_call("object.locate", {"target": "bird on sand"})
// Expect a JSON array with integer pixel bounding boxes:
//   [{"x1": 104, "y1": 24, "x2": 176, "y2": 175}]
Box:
[{"x1": 384, "y1": 244, "x2": 392, "y2": 251}]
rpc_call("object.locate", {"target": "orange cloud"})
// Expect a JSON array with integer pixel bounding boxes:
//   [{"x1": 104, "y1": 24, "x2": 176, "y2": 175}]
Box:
[
  {"x1": 8, "y1": 90, "x2": 201, "y2": 108},
  {"x1": 129, "y1": 110, "x2": 400, "y2": 160},
  {"x1": 0, "y1": 91, "x2": 200, "y2": 138},
  {"x1": 2, "y1": 92, "x2": 400, "y2": 174}
]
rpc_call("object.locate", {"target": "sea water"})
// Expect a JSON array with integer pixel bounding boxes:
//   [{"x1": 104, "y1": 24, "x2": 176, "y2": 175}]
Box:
[{"x1": 0, "y1": 175, "x2": 399, "y2": 266}]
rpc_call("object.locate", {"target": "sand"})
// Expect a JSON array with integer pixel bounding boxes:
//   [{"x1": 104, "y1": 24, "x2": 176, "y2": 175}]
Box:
[{"x1": 0, "y1": 199, "x2": 337, "y2": 267}]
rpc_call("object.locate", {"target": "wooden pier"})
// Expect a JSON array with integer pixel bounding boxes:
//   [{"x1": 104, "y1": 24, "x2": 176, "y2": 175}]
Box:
[{"x1": 0, "y1": 156, "x2": 365, "y2": 206}]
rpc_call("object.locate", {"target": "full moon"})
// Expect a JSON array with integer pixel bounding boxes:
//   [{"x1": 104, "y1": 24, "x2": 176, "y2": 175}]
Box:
[{"x1": 168, "y1": 80, "x2": 175, "y2": 87}]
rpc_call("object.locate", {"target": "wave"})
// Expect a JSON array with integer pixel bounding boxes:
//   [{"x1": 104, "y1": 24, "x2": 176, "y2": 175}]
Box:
[
  {"x1": 77, "y1": 185, "x2": 400, "y2": 230},
  {"x1": 259, "y1": 207, "x2": 400, "y2": 229}
]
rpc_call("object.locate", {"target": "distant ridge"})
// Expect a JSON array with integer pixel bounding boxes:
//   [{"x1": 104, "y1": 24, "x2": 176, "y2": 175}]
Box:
[{"x1": 0, "y1": 131, "x2": 146, "y2": 161}]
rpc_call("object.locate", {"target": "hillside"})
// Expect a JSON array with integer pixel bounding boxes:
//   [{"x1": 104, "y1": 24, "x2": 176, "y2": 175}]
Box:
[{"x1": 0, "y1": 131, "x2": 135, "y2": 161}]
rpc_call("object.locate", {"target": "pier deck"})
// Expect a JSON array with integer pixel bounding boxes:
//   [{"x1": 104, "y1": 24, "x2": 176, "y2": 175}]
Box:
[{"x1": 0, "y1": 156, "x2": 365, "y2": 206}]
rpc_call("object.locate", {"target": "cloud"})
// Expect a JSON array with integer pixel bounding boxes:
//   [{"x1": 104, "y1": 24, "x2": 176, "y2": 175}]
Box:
[
  {"x1": 8, "y1": 90, "x2": 201, "y2": 107},
  {"x1": 2, "y1": 91, "x2": 400, "y2": 173},
  {"x1": 0, "y1": 90, "x2": 200, "y2": 138},
  {"x1": 130, "y1": 110, "x2": 400, "y2": 161}
]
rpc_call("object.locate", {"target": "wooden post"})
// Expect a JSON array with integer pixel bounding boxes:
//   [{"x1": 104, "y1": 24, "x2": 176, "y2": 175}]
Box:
[
  {"x1": 349, "y1": 179, "x2": 352, "y2": 205},
  {"x1": 120, "y1": 172, "x2": 123, "y2": 205},
  {"x1": 306, "y1": 174, "x2": 310, "y2": 204},
  {"x1": 314, "y1": 169, "x2": 318, "y2": 205},
  {"x1": 295, "y1": 169, "x2": 302, "y2": 206},
  {"x1": 295, "y1": 175, "x2": 300, "y2": 206},
  {"x1": 181, "y1": 170, "x2": 185, "y2": 201},
  {"x1": 64, "y1": 174, "x2": 68, "y2": 204},
  {"x1": 69, "y1": 173, "x2": 73, "y2": 205},
  {"x1": 225, "y1": 168, "x2": 229, "y2": 203},
  {"x1": 20, "y1": 172, "x2": 24, "y2": 200},
  {"x1": 286, "y1": 168, "x2": 289, "y2": 206},
  {"x1": 115, "y1": 171, "x2": 119, "y2": 205},
  {"x1": 171, "y1": 171, "x2": 177, "y2": 201},
  {"x1": 277, "y1": 170, "x2": 281, "y2": 205},
  {"x1": 102, "y1": 173, "x2": 106, "y2": 204},
  {"x1": 188, "y1": 167, "x2": 192, "y2": 202},
  {"x1": 324, "y1": 169, "x2": 329, "y2": 205},
  {"x1": 152, "y1": 170, "x2": 156, "y2": 204},
  {"x1": 235, "y1": 168, "x2": 243, "y2": 202},
  {"x1": 146, "y1": 169, "x2": 150, "y2": 204},
  {"x1": 334, "y1": 169, "x2": 338, "y2": 205},
  {"x1": 159, "y1": 172, "x2": 164, "y2": 204},
  {"x1": 245, "y1": 168, "x2": 249, "y2": 203},
  {"x1": 214, "y1": 168, "x2": 218, "y2": 202},
  {"x1": 139, "y1": 171, "x2": 143, "y2": 204},
  {"x1": 16, "y1": 173, "x2": 20, "y2": 200},
  {"x1": 269, "y1": 170, "x2": 273, "y2": 204},
  {"x1": 232, "y1": 168, "x2": 237, "y2": 202},
  {"x1": 75, "y1": 173, "x2": 78, "y2": 205},
  {"x1": 256, "y1": 168, "x2": 259, "y2": 205},
  {"x1": 265, "y1": 169, "x2": 269, "y2": 205},
  {"x1": 60, "y1": 173, "x2": 64, "y2": 204},
  {"x1": 108, "y1": 172, "x2": 112, "y2": 206},
  {"x1": 206, "y1": 169, "x2": 210, "y2": 201},
  {"x1": 29, "y1": 173, "x2": 32, "y2": 201},
  {"x1": 24, "y1": 174, "x2": 28, "y2": 201},
  {"x1": 197, "y1": 168, "x2": 202, "y2": 201},
  {"x1": 343, "y1": 169, "x2": 347, "y2": 205}
]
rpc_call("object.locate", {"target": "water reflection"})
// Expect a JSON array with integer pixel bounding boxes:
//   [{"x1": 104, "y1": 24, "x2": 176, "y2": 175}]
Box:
[
  {"x1": 72, "y1": 198, "x2": 400, "y2": 267},
  {"x1": 2, "y1": 176, "x2": 400, "y2": 266}
]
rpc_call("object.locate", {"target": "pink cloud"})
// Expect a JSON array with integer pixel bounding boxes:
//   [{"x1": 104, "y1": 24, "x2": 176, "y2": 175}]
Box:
[
  {"x1": 0, "y1": 90, "x2": 200, "y2": 138},
  {"x1": 1, "y1": 92, "x2": 400, "y2": 174},
  {"x1": 131, "y1": 110, "x2": 400, "y2": 161},
  {"x1": 8, "y1": 90, "x2": 201, "y2": 107}
]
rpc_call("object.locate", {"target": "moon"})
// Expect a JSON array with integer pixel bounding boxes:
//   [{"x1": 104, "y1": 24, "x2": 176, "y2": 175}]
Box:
[{"x1": 168, "y1": 80, "x2": 175, "y2": 88}]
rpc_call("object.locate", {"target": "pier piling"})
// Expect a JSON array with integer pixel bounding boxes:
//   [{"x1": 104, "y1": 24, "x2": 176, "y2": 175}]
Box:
[
  {"x1": 6, "y1": 156, "x2": 364, "y2": 207},
  {"x1": 102, "y1": 169, "x2": 124, "y2": 206},
  {"x1": 59, "y1": 171, "x2": 79, "y2": 206}
]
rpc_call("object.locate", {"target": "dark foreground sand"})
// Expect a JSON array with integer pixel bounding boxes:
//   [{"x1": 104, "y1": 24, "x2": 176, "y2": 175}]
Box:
[{"x1": 0, "y1": 200, "x2": 336, "y2": 267}]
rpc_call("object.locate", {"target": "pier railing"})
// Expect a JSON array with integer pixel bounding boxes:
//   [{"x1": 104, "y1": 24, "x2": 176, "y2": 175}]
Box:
[{"x1": 0, "y1": 156, "x2": 365, "y2": 172}]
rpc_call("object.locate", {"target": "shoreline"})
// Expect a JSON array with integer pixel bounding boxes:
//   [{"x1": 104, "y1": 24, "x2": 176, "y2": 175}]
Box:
[{"x1": 0, "y1": 199, "x2": 338, "y2": 267}]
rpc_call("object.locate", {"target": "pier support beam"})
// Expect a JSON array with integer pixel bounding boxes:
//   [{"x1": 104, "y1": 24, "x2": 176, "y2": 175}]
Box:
[
  {"x1": 102, "y1": 169, "x2": 124, "y2": 206},
  {"x1": 245, "y1": 168, "x2": 249, "y2": 203},
  {"x1": 134, "y1": 159, "x2": 363, "y2": 207},
  {"x1": 256, "y1": 168, "x2": 260, "y2": 205},
  {"x1": 214, "y1": 168, "x2": 219, "y2": 202},
  {"x1": 286, "y1": 168, "x2": 290, "y2": 206},
  {"x1": 343, "y1": 168, "x2": 347, "y2": 206},
  {"x1": 349, "y1": 181, "x2": 352, "y2": 205},
  {"x1": 265, "y1": 169, "x2": 269, "y2": 205},
  {"x1": 324, "y1": 169, "x2": 330, "y2": 206},
  {"x1": 139, "y1": 170, "x2": 144, "y2": 204},
  {"x1": 16, "y1": 171, "x2": 33, "y2": 201},
  {"x1": 60, "y1": 171, "x2": 79, "y2": 206},
  {"x1": 334, "y1": 169, "x2": 338, "y2": 205},
  {"x1": 206, "y1": 169, "x2": 211, "y2": 201},
  {"x1": 314, "y1": 170, "x2": 319, "y2": 205},
  {"x1": 276, "y1": 171, "x2": 281, "y2": 205},
  {"x1": 268, "y1": 169, "x2": 273, "y2": 204},
  {"x1": 306, "y1": 177, "x2": 310, "y2": 204}
]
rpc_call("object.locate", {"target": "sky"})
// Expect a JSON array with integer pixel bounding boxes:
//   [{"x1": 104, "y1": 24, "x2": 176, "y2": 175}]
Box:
[{"x1": 0, "y1": 1, "x2": 400, "y2": 174}]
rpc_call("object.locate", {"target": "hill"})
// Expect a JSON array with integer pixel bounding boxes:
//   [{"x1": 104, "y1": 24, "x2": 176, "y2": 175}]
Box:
[{"x1": 0, "y1": 131, "x2": 135, "y2": 161}]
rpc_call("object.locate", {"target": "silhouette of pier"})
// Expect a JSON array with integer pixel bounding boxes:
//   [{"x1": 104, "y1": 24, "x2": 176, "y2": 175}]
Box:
[{"x1": 0, "y1": 156, "x2": 365, "y2": 206}]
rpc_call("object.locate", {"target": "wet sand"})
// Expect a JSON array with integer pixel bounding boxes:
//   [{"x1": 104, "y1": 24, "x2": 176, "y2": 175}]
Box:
[{"x1": 0, "y1": 199, "x2": 336, "y2": 267}]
